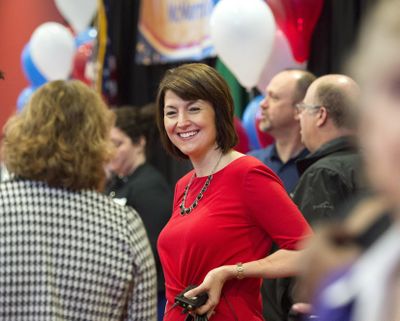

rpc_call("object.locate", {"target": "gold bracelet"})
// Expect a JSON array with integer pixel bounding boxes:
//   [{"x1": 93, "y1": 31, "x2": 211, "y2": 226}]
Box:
[{"x1": 235, "y1": 262, "x2": 244, "y2": 279}]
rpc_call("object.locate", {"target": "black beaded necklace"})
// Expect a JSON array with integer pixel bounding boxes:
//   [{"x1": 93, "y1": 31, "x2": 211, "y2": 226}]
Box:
[{"x1": 180, "y1": 153, "x2": 223, "y2": 215}]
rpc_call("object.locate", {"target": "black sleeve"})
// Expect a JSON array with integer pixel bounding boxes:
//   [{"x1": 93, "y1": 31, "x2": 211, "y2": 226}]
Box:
[{"x1": 292, "y1": 167, "x2": 350, "y2": 226}]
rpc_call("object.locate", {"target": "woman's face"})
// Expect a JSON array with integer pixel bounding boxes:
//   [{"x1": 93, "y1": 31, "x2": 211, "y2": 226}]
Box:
[
  {"x1": 163, "y1": 90, "x2": 218, "y2": 159},
  {"x1": 107, "y1": 127, "x2": 143, "y2": 177}
]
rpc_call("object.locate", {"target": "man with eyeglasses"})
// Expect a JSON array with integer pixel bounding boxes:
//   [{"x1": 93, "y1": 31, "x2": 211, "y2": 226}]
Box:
[{"x1": 292, "y1": 74, "x2": 363, "y2": 226}]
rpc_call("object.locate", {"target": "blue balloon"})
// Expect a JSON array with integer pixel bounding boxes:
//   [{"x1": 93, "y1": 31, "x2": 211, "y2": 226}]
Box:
[
  {"x1": 17, "y1": 86, "x2": 35, "y2": 112},
  {"x1": 75, "y1": 27, "x2": 97, "y2": 47},
  {"x1": 241, "y1": 95, "x2": 264, "y2": 150},
  {"x1": 21, "y1": 43, "x2": 47, "y2": 88}
]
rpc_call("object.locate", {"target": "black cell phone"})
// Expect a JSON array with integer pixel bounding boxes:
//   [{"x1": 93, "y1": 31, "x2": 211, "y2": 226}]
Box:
[{"x1": 174, "y1": 285, "x2": 209, "y2": 311}]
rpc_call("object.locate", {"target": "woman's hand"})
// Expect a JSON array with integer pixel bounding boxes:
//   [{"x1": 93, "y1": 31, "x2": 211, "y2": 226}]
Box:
[{"x1": 184, "y1": 266, "x2": 232, "y2": 319}]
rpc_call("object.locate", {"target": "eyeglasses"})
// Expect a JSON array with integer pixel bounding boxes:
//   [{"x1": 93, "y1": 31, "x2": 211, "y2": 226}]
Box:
[{"x1": 295, "y1": 102, "x2": 322, "y2": 113}]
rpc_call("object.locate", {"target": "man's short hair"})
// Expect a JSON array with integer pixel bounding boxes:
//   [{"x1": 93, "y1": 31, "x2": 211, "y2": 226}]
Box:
[
  {"x1": 293, "y1": 71, "x2": 316, "y2": 102},
  {"x1": 316, "y1": 83, "x2": 358, "y2": 129}
]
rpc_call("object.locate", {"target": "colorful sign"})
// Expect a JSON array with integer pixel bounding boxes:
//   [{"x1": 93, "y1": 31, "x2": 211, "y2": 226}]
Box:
[{"x1": 136, "y1": 0, "x2": 216, "y2": 64}]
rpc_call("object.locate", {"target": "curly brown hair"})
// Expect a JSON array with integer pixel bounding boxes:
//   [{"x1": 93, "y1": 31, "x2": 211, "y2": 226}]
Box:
[{"x1": 2, "y1": 80, "x2": 115, "y2": 191}]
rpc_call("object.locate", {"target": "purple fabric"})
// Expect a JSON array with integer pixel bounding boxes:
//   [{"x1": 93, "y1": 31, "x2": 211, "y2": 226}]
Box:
[{"x1": 311, "y1": 266, "x2": 354, "y2": 321}]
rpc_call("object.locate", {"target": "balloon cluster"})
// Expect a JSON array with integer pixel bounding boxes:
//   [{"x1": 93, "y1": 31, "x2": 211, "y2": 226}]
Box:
[
  {"x1": 266, "y1": 0, "x2": 324, "y2": 63},
  {"x1": 210, "y1": 0, "x2": 275, "y2": 90},
  {"x1": 17, "y1": 0, "x2": 98, "y2": 111},
  {"x1": 210, "y1": 0, "x2": 323, "y2": 150}
]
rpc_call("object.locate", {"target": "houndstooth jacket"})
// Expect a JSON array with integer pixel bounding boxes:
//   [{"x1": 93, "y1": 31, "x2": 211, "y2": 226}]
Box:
[{"x1": 0, "y1": 178, "x2": 157, "y2": 321}]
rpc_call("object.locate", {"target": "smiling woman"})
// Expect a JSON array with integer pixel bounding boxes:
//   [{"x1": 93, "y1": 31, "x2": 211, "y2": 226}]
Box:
[{"x1": 155, "y1": 63, "x2": 312, "y2": 321}]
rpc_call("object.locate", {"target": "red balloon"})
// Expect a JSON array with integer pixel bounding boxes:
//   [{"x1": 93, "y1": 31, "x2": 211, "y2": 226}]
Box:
[
  {"x1": 265, "y1": 0, "x2": 324, "y2": 63},
  {"x1": 72, "y1": 42, "x2": 93, "y2": 84}
]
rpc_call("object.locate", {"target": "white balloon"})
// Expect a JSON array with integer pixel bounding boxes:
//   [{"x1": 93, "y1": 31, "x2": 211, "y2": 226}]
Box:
[
  {"x1": 257, "y1": 29, "x2": 307, "y2": 92},
  {"x1": 30, "y1": 22, "x2": 76, "y2": 81},
  {"x1": 210, "y1": 0, "x2": 276, "y2": 89},
  {"x1": 55, "y1": 0, "x2": 97, "y2": 33}
]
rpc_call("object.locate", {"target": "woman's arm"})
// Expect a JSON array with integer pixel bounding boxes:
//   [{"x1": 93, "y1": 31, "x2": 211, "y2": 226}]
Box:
[
  {"x1": 185, "y1": 163, "x2": 312, "y2": 318},
  {"x1": 185, "y1": 249, "x2": 304, "y2": 318}
]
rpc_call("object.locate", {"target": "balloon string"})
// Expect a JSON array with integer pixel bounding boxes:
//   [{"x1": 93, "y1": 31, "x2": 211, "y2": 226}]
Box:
[{"x1": 96, "y1": 0, "x2": 107, "y2": 93}]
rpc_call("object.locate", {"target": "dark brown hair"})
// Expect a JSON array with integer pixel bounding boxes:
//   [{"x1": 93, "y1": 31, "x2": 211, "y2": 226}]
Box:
[
  {"x1": 156, "y1": 63, "x2": 237, "y2": 159},
  {"x1": 112, "y1": 104, "x2": 157, "y2": 158}
]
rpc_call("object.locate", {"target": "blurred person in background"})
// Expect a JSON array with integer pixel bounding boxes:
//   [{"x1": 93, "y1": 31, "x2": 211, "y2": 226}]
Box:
[
  {"x1": 292, "y1": 0, "x2": 400, "y2": 320},
  {"x1": 0, "y1": 80, "x2": 157, "y2": 321},
  {"x1": 105, "y1": 105, "x2": 173, "y2": 321}
]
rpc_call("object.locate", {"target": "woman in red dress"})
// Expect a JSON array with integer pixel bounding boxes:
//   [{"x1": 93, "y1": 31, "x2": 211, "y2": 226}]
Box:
[{"x1": 155, "y1": 63, "x2": 312, "y2": 321}]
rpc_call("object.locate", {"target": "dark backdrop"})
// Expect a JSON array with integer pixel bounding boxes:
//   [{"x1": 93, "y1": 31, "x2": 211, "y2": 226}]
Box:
[
  {"x1": 106, "y1": 0, "x2": 376, "y2": 185},
  {"x1": 308, "y1": 0, "x2": 376, "y2": 75}
]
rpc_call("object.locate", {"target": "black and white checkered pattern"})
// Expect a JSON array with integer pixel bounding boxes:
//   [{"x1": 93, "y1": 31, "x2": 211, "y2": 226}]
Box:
[{"x1": 0, "y1": 179, "x2": 157, "y2": 321}]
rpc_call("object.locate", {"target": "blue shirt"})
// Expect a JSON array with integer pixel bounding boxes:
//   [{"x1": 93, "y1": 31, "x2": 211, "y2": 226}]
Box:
[{"x1": 248, "y1": 144, "x2": 309, "y2": 193}]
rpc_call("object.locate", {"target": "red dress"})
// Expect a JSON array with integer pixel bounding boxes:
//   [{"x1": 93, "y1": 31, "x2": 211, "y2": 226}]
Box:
[{"x1": 158, "y1": 156, "x2": 311, "y2": 321}]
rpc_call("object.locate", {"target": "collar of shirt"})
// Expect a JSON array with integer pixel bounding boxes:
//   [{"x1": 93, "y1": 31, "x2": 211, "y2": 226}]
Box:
[{"x1": 269, "y1": 144, "x2": 309, "y2": 165}]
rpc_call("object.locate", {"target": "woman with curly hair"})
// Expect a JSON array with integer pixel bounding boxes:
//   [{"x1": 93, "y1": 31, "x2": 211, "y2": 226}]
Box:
[{"x1": 0, "y1": 80, "x2": 157, "y2": 321}]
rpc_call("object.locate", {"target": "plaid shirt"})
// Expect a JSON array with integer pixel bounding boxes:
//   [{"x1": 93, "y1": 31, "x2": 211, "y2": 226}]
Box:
[{"x1": 0, "y1": 179, "x2": 157, "y2": 321}]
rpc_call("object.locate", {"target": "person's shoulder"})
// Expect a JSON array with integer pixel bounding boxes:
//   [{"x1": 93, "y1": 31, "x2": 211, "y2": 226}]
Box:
[
  {"x1": 307, "y1": 151, "x2": 360, "y2": 175},
  {"x1": 85, "y1": 188, "x2": 141, "y2": 218},
  {"x1": 139, "y1": 162, "x2": 162, "y2": 176},
  {"x1": 226, "y1": 155, "x2": 279, "y2": 178},
  {"x1": 137, "y1": 163, "x2": 171, "y2": 187},
  {"x1": 247, "y1": 145, "x2": 274, "y2": 158},
  {"x1": 299, "y1": 158, "x2": 339, "y2": 181},
  {"x1": 175, "y1": 169, "x2": 195, "y2": 188},
  {"x1": 227, "y1": 154, "x2": 263, "y2": 169},
  {"x1": 86, "y1": 190, "x2": 149, "y2": 245},
  {"x1": 224, "y1": 156, "x2": 284, "y2": 194},
  {"x1": 78, "y1": 187, "x2": 141, "y2": 222}
]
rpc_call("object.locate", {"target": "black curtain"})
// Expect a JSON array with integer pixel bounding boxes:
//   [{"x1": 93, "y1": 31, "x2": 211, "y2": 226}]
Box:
[
  {"x1": 107, "y1": 0, "x2": 215, "y2": 106},
  {"x1": 307, "y1": 0, "x2": 376, "y2": 75}
]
